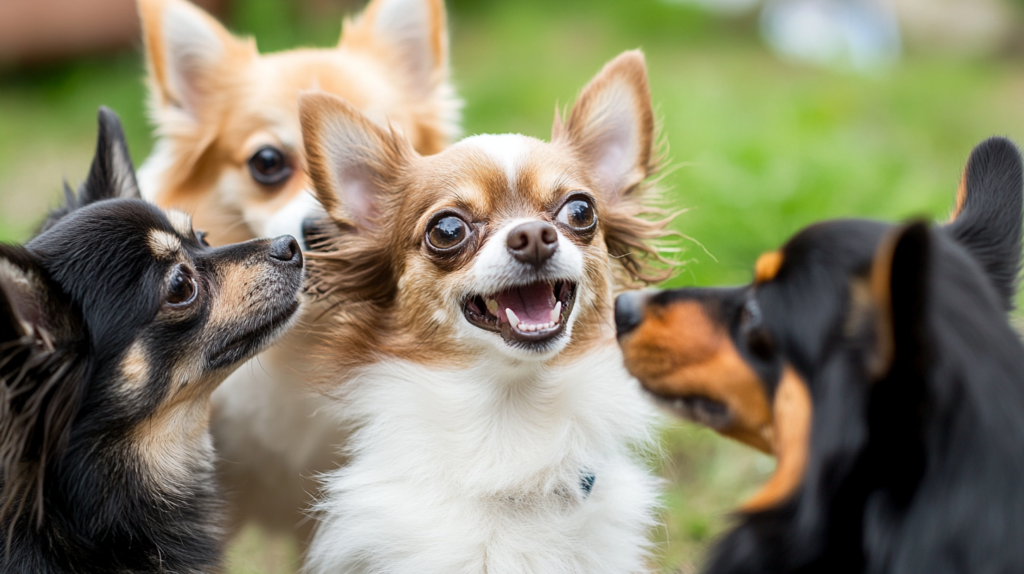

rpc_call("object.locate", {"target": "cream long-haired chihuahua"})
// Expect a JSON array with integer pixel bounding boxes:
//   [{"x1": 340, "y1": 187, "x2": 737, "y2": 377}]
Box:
[
  {"x1": 136, "y1": 0, "x2": 460, "y2": 545},
  {"x1": 301, "y1": 50, "x2": 668, "y2": 574}
]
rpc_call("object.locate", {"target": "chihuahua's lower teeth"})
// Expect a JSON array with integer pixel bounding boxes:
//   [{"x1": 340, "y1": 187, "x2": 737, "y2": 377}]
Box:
[
  {"x1": 550, "y1": 301, "x2": 561, "y2": 323},
  {"x1": 486, "y1": 299, "x2": 499, "y2": 315},
  {"x1": 506, "y1": 308, "x2": 520, "y2": 329}
]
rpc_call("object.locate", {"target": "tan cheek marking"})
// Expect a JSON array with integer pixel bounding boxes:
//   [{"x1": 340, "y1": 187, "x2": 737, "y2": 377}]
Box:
[
  {"x1": 207, "y1": 259, "x2": 265, "y2": 327},
  {"x1": 148, "y1": 230, "x2": 182, "y2": 260},
  {"x1": 166, "y1": 210, "x2": 194, "y2": 237},
  {"x1": 120, "y1": 342, "x2": 150, "y2": 391},
  {"x1": 755, "y1": 251, "x2": 784, "y2": 284},
  {"x1": 742, "y1": 365, "x2": 812, "y2": 512},
  {"x1": 620, "y1": 301, "x2": 774, "y2": 453}
]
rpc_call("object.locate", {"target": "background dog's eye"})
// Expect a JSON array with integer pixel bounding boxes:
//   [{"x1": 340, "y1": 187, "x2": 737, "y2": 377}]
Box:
[
  {"x1": 557, "y1": 197, "x2": 597, "y2": 230},
  {"x1": 427, "y1": 216, "x2": 469, "y2": 251},
  {"x1": 248, "y1": 146, "x2": 293, "y2": 186},
  {"x1": 195, "y1": 230, "x2": 210, "y2": 247},
  {"x1": 166, "y1": 265, "x2": 198, "y2": 307}
]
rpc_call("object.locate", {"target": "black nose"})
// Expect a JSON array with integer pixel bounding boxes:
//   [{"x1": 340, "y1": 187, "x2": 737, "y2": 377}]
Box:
[
  {"x1": 269, "y1": 235, "x2": 303, "y2": 267},
  {"x1": 615, "y1": 291, "x2": 649, "y2": 337},
  {"x1": 301, "y1": 214, "x2": 332, "y2": 252},
  {"x1": 506, "y1": 221, "x2": 558, "y2": 268}
]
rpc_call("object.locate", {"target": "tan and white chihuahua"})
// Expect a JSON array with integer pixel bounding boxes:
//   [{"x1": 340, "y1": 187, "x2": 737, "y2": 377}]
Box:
[
  {"x1": 136, "y1": 0, "x2": 460, "y2": 544},
  {"x1": 301, "y1": 51, "x2": 669, "y2": 573}
]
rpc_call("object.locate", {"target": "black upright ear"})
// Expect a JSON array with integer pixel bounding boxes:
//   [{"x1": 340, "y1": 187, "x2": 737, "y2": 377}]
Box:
[
  {"x1": 0, "y1": 247, "x2": 81, "y2": 529},
  {"x1": 868, "y1": 221, "x2": 931, "y2": 381},
  {"x1": 945, "y1": 137, "x2": 1023, "y2": 311},
  {"x1": 38, "y1": 107, "x2": 141, "y2": 235}
]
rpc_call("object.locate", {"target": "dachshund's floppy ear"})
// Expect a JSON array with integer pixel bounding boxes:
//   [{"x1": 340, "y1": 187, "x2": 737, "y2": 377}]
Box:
[
  {"x1": 39, "y1": 108, "x2": 141, "y2": 234},
  {"x1": 0, "y1": 247, "x2": 83, "y2": 531},
  {"x1": 945, "y1": 137, "x2": 1023, "y2": 311},
  {"x1": 868, "y1": 221, "x2": 931, "y2": 382}
]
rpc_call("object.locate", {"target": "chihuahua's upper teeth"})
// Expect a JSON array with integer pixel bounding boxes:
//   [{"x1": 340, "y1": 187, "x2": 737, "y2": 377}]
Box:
[
  {"x1": 486, "y1": 299, "x2": 499, "y2": 315},
  {"x1": 506, "y1": 308, "x2": 520, "y2": 329},
  {"x1": 550, "y1": 301, "x2": 562, "y2": 323}
]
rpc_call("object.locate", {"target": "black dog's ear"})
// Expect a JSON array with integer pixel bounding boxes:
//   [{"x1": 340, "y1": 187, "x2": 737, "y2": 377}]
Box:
[
  {"x1": 80, "y1": 106, "x2": 142, "y2": 204},
  {"x1": 38, "y1": 107, "x2": 141, "y2": 234},
  {"x1": 945, "y1": 137, "x2": 1023, "y2": 311},
  {"x1": 868, "y1": 221, "x2": 931, "y2": 380},
  {"x1": 0, "y1": 247, "x2": 82, "y2": 530}
]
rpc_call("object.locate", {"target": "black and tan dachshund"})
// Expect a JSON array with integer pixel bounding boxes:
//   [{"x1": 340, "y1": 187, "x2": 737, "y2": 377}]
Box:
[
  {"x1": 0, "y1": 109, "x2": 304, "y2": 573},
  {"x1": 616, "y1": 137, "x2": 1024, "y2": 574}
]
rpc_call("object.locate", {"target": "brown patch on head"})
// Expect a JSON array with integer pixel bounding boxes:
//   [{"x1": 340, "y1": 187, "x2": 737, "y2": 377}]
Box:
[
  {"x1": 754, "y1": 251, "x2": 784, "y2": 284},
  {"x1": 741, "y1": 366, "x2": 812, "y2": 512},
  {"x1": 147, "y1": 229, "x2": 182, "y2": 260},
  {"x1": 140, "y1": 0, "x2": 460, "y2": 246},
  {"x1": 119, "y1": 341, "x2": 151, "y2": 391},
  {"x1": 620, "y1": 300, "x2": 774, "y2": 453},
  {"x1": 868, "y1": 230, "x2": 898, "y2": 379}
]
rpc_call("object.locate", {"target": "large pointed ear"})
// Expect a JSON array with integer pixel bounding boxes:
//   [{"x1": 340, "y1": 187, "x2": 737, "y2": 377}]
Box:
[
  {"x1": 138, "y1": 0, "x2": 254, "y2": 117},
  {"x1": 554, "y1": 50, "x2": 656, "y2": 202},
  {"x1": 868, "y1": 221, "x2": 932, "y2": 380},
  {"x1": 300, "y1": 92, "x2": 413, "y2": 230},
  {"x1": 945, "y1": 137, "x2": 1023, "y2": 311},
  {"x1": 340, "y1": 0, "x2": 449, "y2": 99},
  {"x1": 38, "y1": 108, "x2": 141, "y2": 234},
  {"x1": 0, "y1": 249, "x2": 50, "y2": 348},
  {"x1": 80, "y1": 107, "x2": 141, "y2": 204}
]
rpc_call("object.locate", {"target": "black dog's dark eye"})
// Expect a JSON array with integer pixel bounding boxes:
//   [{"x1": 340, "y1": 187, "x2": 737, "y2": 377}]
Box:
[
  {"x1": 248, "y1": 146, "x2": 293, "y2": 186},
  {"x1": 195, "y1": 230, "x2": 210, "y2": 247},
  {"x1": 557, "y1": 196, "x2": 597, "y2": 230},
  {"x1": 427, "y1": 215, "x2": 469, "y2": 251},
  {"x1": 166, "y1": 265, "x2": 198, "y2": 307}
]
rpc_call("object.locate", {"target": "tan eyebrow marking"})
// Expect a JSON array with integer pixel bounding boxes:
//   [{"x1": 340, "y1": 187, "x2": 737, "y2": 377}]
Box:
[
  {"x1": 148, "y1": 230, "x2": 182, "y2": 260},
  {"x1": 166, "y1": 210, "x2": 193, "y2": 237},
  {"x1": 754, "y1": 251, "x2": 784, "y2": 284}
]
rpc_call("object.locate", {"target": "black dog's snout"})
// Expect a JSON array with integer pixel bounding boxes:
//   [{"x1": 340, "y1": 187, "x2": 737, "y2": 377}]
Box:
[
  {"x1": 615, "y1": 291, "x2": 649, "y2": 337},
  {"x1": 507, "y1": 221, "x2": 558, "y2": 268},
  {"x1": 269, "y1": 235, "x2": 303, "y2": 267}
]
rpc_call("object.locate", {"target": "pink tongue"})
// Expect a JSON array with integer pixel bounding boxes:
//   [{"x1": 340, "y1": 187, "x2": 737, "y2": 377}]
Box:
[{"x1": 495, "y1": 282, "x2": 555, "y2": 324}]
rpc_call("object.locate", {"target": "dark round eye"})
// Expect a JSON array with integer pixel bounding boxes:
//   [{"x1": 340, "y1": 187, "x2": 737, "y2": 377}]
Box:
[
  {"x1": 557, "y1": 196, "x2": 597, "y2": 230},
  {"x1": 248, "y1": 146, "x2": 293, "y2": 186},
  {"x1": 195, "y1": 230, "x2": 210, "y2": 247},
  {"x1": 166, "y1": 265, "x2": 198, "y2": 307},
  {"x1": 426, "y1": 215, "x2": 469, "y2": 251}
]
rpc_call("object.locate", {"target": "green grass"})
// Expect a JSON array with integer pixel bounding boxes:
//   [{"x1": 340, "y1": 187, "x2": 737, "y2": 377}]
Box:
[{"x1": 1, "y1": 1, "x2": 1023, "y2": 572}]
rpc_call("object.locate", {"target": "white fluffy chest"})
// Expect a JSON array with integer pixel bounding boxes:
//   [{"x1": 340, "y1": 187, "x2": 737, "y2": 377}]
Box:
[{"x1": 307, "y1": 349, "x2": 664, "y2": 574}]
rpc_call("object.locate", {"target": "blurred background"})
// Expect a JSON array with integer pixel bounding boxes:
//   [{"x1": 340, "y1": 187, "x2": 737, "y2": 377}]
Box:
[{"x1": 2, "y1": 0, "x2": 1023, "y2": 572}]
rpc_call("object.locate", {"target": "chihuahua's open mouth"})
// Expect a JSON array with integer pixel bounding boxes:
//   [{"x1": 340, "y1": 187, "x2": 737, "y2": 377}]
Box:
[{"x1": 463, "y1": 280, "x2": 578, "y2": 346}]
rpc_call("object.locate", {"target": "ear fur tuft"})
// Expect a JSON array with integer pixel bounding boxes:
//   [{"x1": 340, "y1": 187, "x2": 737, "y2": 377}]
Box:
[
  {"x1": 0, "y1": 248, "x2": 83, "y2": 536},
  {"x1": 945, "y1": 137, "x2": 1023, "y2": 311}
]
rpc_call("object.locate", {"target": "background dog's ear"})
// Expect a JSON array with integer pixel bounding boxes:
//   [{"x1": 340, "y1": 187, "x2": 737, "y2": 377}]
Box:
[
  {"x1": 342, "y1": 0, "x2": 449, "y2": 100},
  {"x1": 868, "y1": 221, "x2": 931, "y2": 381},
  {"x1": 138, "y1": 0, "x2": 254, "y2": 118},
  {"x1": 0, "y1": 248, "x2": 82, "y2": 530},
  {"x1": 38, "y1": 108, "x2": 141, "y2": 234},
  {"x1": 554, "y1": 50, "x2": 656, "y2": 201},
  {"x1": 300, "y1": 92, "x2": 413, "y2": 230},
  {"x1": 945, "y1": 137, "x2": 1023, "y2": 311}
]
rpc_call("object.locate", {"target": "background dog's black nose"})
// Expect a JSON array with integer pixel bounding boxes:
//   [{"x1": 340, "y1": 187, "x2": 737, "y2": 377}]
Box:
[
  {"x1": 507, "y1": 221, "x2": 558, "y2": 268},
  {"x1": 269, "y1": 235, "x2": 303, "y2": 267},
  {"x1": 615, "y1": 291, "x2": 649, "y2": 337},
  {"x1": 301, "y1": 214, "x2": 332, "y2": 252}
]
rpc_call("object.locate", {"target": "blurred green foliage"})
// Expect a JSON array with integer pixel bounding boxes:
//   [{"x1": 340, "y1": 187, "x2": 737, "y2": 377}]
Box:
[{"x1": 1, "y1": 0, "x2": 1023, "y2": 572}]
